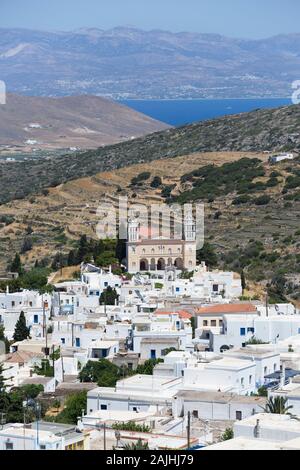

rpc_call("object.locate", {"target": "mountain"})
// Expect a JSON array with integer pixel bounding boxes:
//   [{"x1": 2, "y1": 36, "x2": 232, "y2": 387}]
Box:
[
  {"x1": 0, "y1": 27, "x2": 300, "y2": 99},
  {"x1": 0, "y1": 102, "x2": 299, "y2": 204},
  {"x1": 0, "y1": 93, "x2": 169, "y2": 151}
]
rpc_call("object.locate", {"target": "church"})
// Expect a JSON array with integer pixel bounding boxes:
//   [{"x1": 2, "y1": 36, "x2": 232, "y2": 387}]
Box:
[{"x1": 126, "y1": 212, "x2": 197, "y2": 273}]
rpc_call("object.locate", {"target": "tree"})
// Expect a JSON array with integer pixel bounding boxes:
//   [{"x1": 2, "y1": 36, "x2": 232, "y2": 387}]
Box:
[
  {"x1": 10, "y1": 253, "x2": 23, "y2": 275},
  {"x1": 241, "y1": 269, "x2": 246, "y2": 292},
  {"x1": 100, "y1": 286, "x2": 119, "y2": 306},
  {"x1": 13, "y1": 311, "x2": 30, "y2": 342},
  {"x1": 150, "y1": 176, "x2": 162, "y2": 188},
  {"x1": 77, "y1": 235, "x2": 90, "y2": 262},
  {"x1": 263, "y1": 396, "x2": 293, "y2": 415},
  {"x1": 221, "y1": 428, "x2": 234, "y2": 441},
  {"x1": 135, "y1": 358, "x2": 163, "y2": 375},
  {"x1": 53, "y1": 392, "x2": 87, "y2": 424},
  {"x1": 257, "y1": 386, "x2": 268, "y2": 397},
  {"x1": 0, "y1": 325, "x2": 10, "y2": 353},
  {"x1": 197, "y1": 242, "x2": 218, "y2": 268},
  {"x1": 79, "y1": 359, "x2": 120, "y2": 386},
  {"x1": 0, "y1": 362, "x2": 7, "y2": 394},
  {"x1": 20, "y1": 237, "x2": 33, "y2": 254}
]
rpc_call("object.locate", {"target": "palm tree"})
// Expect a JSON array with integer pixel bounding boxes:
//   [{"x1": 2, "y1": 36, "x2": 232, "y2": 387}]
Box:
[{"x1": 263, "y1": 396, "x2": 293, "y2": 415}]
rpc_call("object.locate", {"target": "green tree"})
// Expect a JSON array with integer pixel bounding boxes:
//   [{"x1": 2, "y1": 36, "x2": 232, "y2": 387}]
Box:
[
  {"x1": 77, "y1": 235, "x2": 90, "y2": 262},
  {"x1": 221, "y1": 428, "x2": 234, "y2": 441},
  {"x1": 0, "y1": 362, "x2": 7, "y2": 394},
  {"x1": 263, "y1": 396, "x2": 293, "y2": 415},
  {"x1": 241, "y1": 269, "x2": 246, "y2": 292},
  {"x1": 257, "y1": 386, "x2": 268, "y2": 397},
  {"x1": 13, "y1": 311, "x2": 30, "y2": 342},
  {"x1": 197, "y1": 242, "x2": 218, "y2": 268},
  {"x1": 0, "y1": 325, "x2": 10, "y2": 353},
  {"x1": 10, "y1": 253, "x2": 23, "y2": 275},
  {"x1": 100, "y1": 286, "x2": 119, "y2": 306},
  {"x1": 54, "y1": 392, "x2": 87, "y2": 424},
  {"x1": 150, "y1": 176, "x2": 162, "y2": 188},
  {"x1": 79, "y1": 359, "x2": 120, "y2": 385},
  {"x1": 135, "y1": 358, "x2": 163, "y2": 375}
]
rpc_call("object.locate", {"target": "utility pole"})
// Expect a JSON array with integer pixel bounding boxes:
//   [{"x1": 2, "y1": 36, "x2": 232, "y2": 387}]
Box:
[
  {"x1": 103, "y1": 422, "x2": 107, "y2": 451},
  {"x1": 186, "y1": 411, "x2": 191, "y2": 449},
  {"x1": 266, "y1": 292, "x2": 269, "y2": 318}
]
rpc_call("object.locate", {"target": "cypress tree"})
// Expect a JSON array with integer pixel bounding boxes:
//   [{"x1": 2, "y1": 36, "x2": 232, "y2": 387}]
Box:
[
  {"x1": 0, "y1": 362, "x2": 7, "y2": 394},
  {"x1": 241, "y1": 269, "x2": 246, "y2": 292},
  {"x1": 13, "y1": 311, "x2": 30, "y2": 342},
  {"x1": 10, "y1": 253, "x2": 23, "y2": 275}
]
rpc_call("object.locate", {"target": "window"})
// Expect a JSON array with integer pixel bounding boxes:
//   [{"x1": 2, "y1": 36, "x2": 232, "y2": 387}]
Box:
[
  {"x1": 150, "y1": 349, "x2": 156, "y2": 359},
  {"x1": 264, "y1": 366, "x2": 268, "y2": 375},
  {"x1": 247, "y1": 327, "x2": 255, "y2": 333},
  {"x1": 61, "y1": 338, "x2": 65, "y2": 345},
  {"x1": 219, "y1": 320, "x2": 223, "y2": 326},
  {"x1": 241, "y1": 377, "x2": 244, "y2": 387},
  {"x1": 192, "y1": 410, "x2": 199, "y2": 418},
  {"x1": 236, "y1": 411, "x2": 242, "y2": 421},
  {"x1": 176, "y1": 287, "x2": 180, "y2": 292},
  {"x1": 75, "y1": 338, "x2": 80, "y2": 347},
  {"x1": 34, "y1": 314, "x2": 38, "y2": 324},
  {"x1": 249, "y1": 375, "x2": 252, "y2": 384},
  {"x1": 12, "y1": 301, "x2": 15, "y2": 307},
  {"x1": 274, "y1": 364, "x2": 277, "y2": 371},
  {"x1": 40, "y1": 445, "x2": 46, "y2": 450},
  {"x1": 133, "y1": 407, "x2": 138, "y2": 412},
  {"x1": 203, "y1": 320, "x2": 208, "y2": 327},
  {"x1": 240, "y1": 328, "x2": 246, "y2": 336},
  {"x1": 100, "y1": 404, "x2": 107, "y2": 410},
  {"x1": 5, "y1": 442, "x2": 13, "y2": 450},
  {"x1": 128, "y1": 363, "x2": 133, "y2": 370},
  {"x1": 212, "y1": 284, "x2": 218, "y2": 292},
  {"x1": 211, "y1": 320, "x2": 217, "y2": 327}
]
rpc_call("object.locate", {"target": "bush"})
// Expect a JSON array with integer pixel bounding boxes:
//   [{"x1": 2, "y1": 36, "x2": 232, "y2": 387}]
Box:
[
  {"x1": 232, "y1": 195, "x2": 251, "y2": 205},
  {"x1": 254, "y1": 195, "x2": 271, "y2": 205},
  {"x1": 131, "y1": 172, "x2": 151, "y2": 186}
]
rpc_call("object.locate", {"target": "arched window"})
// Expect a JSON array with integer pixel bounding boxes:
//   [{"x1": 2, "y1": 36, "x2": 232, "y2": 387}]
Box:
[{"x1": 140, "y1": 259, "x2": 149, "y2": 271}]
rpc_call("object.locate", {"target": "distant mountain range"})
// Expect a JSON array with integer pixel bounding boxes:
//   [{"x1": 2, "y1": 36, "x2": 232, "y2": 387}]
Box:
[
  {"x1": 0, "y1": 27, "x2": 300, "y2": 99},
  {"x1": 0, "y1": 93, "x2": 169, "y2": 150}
]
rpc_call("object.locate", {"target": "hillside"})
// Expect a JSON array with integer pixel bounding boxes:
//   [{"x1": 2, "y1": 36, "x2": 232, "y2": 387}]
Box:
[
  {"x1": 0, "y1": 103, "x2": 300, "y2": 204},
  {"x1": 2, "y1": 149, "x2": 300, "y2": 302},
  {"x1": 0, "y1": 93, "x2": 169, "y2": 151},
  {"x1": 1, "y1": 27, "x2": 300, "y2": 99}
]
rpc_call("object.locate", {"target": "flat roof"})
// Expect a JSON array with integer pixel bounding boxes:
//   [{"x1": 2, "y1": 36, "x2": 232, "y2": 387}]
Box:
[
  {"x1": 235, "y1": 413, "x2": 300, "y2": 432},
  {"x1": 175, "y1": 390, "x2": 266, "y2": 405},
  {"x1": 203, "y1": 437, "x2": 281, "y2": 451}
]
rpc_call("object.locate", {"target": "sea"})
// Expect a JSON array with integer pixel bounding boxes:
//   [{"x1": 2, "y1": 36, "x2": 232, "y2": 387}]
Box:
[{"x1": 121, "y1": 98, "x2": 291, "y2": 127}]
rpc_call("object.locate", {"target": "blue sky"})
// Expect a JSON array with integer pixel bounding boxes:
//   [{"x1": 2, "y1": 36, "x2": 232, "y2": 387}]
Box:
[{"x1": 0, "y1": 0, "x2": 299, "y2": 38}]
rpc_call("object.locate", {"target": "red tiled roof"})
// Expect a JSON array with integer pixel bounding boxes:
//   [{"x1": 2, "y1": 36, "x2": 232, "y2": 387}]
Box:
[
  {"x1": 195, "y1": 303, "x2": 257, "y2": 315},
  {"x1": 154, "y1": 309, "x2": 192, "y2": 319}
]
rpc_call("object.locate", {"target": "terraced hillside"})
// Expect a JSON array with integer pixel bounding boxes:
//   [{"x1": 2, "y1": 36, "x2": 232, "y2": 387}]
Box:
[
  {"x1": 2, "y1": 150, "x2": 300, "y2": 304},
  {"x1": 0, "y1": 103, "x2": 300, "y2": 204}
]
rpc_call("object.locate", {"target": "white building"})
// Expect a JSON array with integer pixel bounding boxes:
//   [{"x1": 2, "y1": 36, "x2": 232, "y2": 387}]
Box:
[
  {"x1": 87, "y1": 375, "x2": 182, "y2": 413},
  {"x1": 182, "y1": 357, "x2": 257, "y2": 395}
]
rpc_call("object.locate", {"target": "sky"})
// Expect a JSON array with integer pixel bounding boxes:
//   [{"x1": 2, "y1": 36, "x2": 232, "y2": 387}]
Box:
[{"x1": 0, "y1": 0, "x2": 299, "y2": 39}]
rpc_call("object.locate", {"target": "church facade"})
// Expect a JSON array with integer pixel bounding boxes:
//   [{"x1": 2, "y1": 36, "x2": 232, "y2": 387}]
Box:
[{"x1": 126, "y1": 213, "x2": 197, "y2": 273}]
